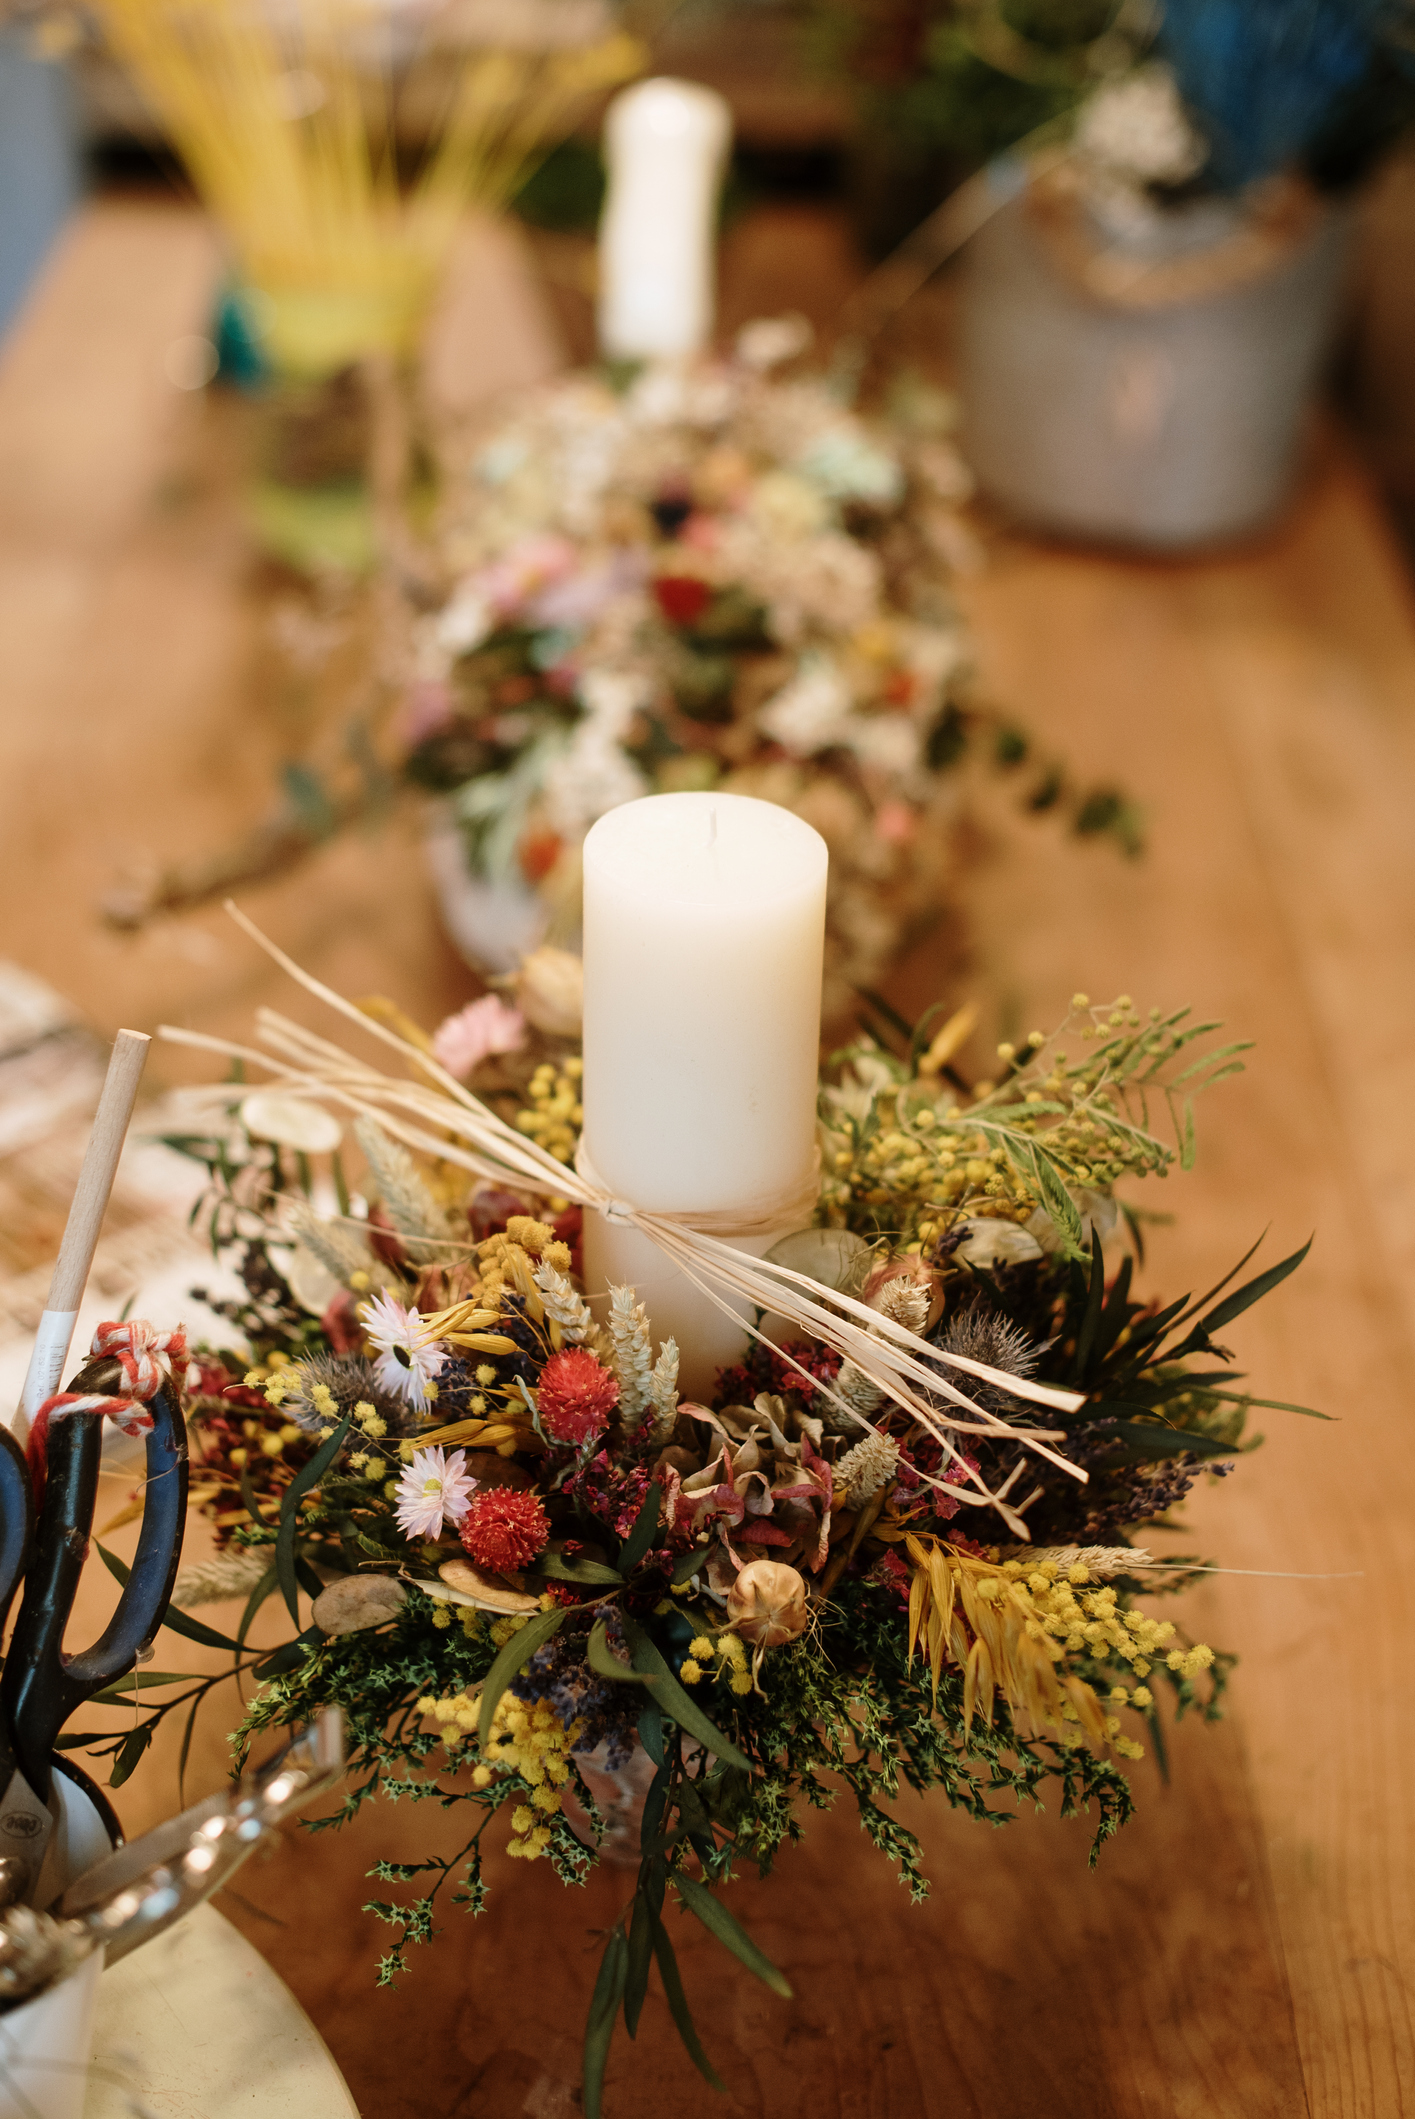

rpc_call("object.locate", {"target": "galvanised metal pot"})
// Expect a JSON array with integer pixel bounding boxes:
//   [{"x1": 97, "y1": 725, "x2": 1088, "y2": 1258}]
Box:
[{"x1": 960, "y1": 167, "x2": 1352, "y2": 550}]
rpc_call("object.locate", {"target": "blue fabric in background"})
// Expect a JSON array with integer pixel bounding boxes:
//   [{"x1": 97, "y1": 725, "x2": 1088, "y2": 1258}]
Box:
[
  {"x1": 1160, "y1": 0, "x2": 1375, "y2": 189},
  {"x1": 0, "y1": 30, "x2": 81, "y2": 341}
]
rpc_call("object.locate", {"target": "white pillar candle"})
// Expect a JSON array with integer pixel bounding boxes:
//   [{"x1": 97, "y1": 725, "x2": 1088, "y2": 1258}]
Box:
[
  {"x1": 597, "y1": 77, "x2": 732, "y2": 363},
  {"x1": 580, "y1": 791, "x2": 828, "y2": 1400}
]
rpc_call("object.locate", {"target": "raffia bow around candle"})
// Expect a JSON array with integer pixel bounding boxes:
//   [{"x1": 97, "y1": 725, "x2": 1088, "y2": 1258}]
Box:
[{"x1": 162, "y1": 794, "x2": 1090, "y2": 1535}]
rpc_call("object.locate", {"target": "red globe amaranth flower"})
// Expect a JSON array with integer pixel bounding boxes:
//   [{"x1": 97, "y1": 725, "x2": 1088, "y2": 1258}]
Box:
[
  {"x1": 320, "y1": 1289, "x2": 363, "y2": 1354},
  {"x1": 518, "y1": 827, "x2": 564, "y2": 884},
  {"x1": 536, "y1": 1348, "x2": 618, "y2": 1444},
  {"x1": 460, "y1": 1488, "x2": 550, "y2": 1572},
  {"x1": 870, "y1": 1549, "x2": 911, "y2": 1609},
  {"x1": 187, "y1": 1359, "x2": 267, "y2": 1412},
  {"x1": 653, "y1": 575, "x2": 711, "y2": 628}
]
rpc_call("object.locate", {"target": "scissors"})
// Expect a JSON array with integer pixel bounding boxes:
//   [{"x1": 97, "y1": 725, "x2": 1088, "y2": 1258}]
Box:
[{"x1": 0, "y1": 1349, "x2": 188, "y2": 1908}]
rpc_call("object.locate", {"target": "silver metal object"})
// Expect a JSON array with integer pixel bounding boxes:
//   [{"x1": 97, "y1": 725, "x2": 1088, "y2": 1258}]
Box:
[
  {"x1": 0, "y1": 1711, "x2": 344, "y2": 2013},
  {"x1": 959, "y1": 184, "x2": 1352, "y2": 549}
]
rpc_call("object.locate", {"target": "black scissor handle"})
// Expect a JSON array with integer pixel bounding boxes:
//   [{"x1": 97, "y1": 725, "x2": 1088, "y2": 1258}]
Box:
[
  {"x1": 0, "y1": 1424, "x2": 33, "y2": 1643},
  {"x1": 0, "y1": 1356, "x2": 188, "y2": 1801}
]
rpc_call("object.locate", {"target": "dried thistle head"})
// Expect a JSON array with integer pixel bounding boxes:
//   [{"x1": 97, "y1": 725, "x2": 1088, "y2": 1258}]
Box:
[
  {"x1": 284, "y1": 1352, "x2": 417, "y2": 1437},
  {"x1": 934, "y1": 1301, "x2": 1042, "y2": 1419}
]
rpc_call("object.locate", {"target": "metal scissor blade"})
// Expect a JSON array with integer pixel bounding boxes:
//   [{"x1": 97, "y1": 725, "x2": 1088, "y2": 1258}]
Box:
[{"x1": 0, "y1": 1769, "x2": 61, "y2": 1912}]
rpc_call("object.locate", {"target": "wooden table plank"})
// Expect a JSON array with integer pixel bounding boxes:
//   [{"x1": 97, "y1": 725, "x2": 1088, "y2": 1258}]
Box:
[
  {"x1": 926, "y1": 448, "x2": 1415, "y2": 2117},
  {"x1": 0, "y1": 200, "x2": 221, "y2": 548}
]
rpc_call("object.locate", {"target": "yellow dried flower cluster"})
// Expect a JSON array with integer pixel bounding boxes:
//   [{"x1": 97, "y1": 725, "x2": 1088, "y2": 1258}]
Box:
[
  {"x1": 819, "y1": 998, "x2": 1192, "y2": 1247},
  {"x1": 819, "y1": 1113, "x2": 1042, "y2": 1239},
  {"x1": 222, "y1": 1413, "x2": 304, "y2": 1472},
  {"x1": 678, "y1": 1629, "x2": 752, "y2": 1697},
  {"x1": 419, "y1": 1688, "x2": 580, "y2": 1861},
  {"x1": 473, "y1": 1219, "x2": 572, "y2": 1311},
  {"x1": 512, "y1": 1058, "x2": 583, "y2": 1166},
  {"x1": 906, "y1": 1538, "x2": 1216, "y2": 1760},
  {"x1": 979, "y1": 1557, "x2": 1213, "y2": 1760},
  {"x1": 246, "y1": 1350, "x2": 295, "y2": 1405}
]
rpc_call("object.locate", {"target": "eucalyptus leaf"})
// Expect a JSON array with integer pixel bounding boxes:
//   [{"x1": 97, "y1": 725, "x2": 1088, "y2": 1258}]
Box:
[
  {"x1": 583, "y1": 1925, "x2": 628, "y2": 2119},
  {"x1": 238, "y1": 1563, "x2": 281, "y2": 1648},
  {"x1": 109, "y1": 1722, "x2": 153, "y2": 1789},
  {"x1": 1202, "y1": 1390, "x2": 1332, "y2": 1420},
  {"x1": 673, "y1": 1873, "x2": 792, "y2": 1997},
  {"x1": 650, "y1": 1906, "x2": 726, "y2": 2091},
  {"x1": 587, "y1": 1617, "x2": 651, "y2": 1688},
  {"x1": 624, "y1": 1893, "x2": 654, "y2": 2038},
  {"x1": 177, "y1": 1690, "x2": 202, "y2": 1807},
  {"x1": 617, "y1": 1486, "x2": 662, "y2": 1575},
  {"x1": 1089, "y1": 1418, "x2": 1238, "y2": 1463},
  {"x1": 277, "y1": 1413, "x2": 351, "y2": 1624},
  {"x1": 1174, "y1": 1233, "x2": 1267, "y2": 1331},
  {"x1": 621, "y1": 1617, "x2": 753, "y2": 1773},
  {"x1": 88, "y1": 1671, "x2": 201, "y2": 1703},
  {"x1": 637, "y1": 1698, "x2": 666, "y2": 1767},
  {"x1": 1073, "y1": 1230, "x2": 1105, "y2": 1382},
  {"x1": 539, "y1": 1552, "x2": 625, "y2": 1587},
  {"x1": 477, "y1": 1605, "x2": 568, "y2": 1751},
  {"x1": 639, "y1": 1760, "x2": 670, "y2": 1858},
  {"x1": 97, "y1": 1545, "x2": 243, "y2": 1654},
  {"x1": 1192, "y1": 1237, "x2": 1312, "y2": 1338}
]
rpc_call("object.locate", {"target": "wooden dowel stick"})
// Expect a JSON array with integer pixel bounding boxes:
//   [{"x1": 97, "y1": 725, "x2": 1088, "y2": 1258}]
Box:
[{"x1": 12, "y1": 1029, "x2": 151, "y2": 1439}]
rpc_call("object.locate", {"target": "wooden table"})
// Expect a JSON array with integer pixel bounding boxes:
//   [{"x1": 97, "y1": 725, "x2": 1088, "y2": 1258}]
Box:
[{"x1": 4, "y1": 198, "x2": 1414, "y2": 2118}]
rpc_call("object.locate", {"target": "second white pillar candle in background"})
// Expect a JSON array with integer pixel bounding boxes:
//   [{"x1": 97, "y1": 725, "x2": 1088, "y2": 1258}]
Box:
[
  {"x1": 580, "y1": 792, "x2": 828, "y2": 1399},
  {"x1": 597, "y1": 77, "x2": 732, "y2": 363}
]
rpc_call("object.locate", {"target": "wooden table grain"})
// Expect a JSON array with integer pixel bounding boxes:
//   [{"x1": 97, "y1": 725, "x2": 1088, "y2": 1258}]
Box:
[{"x1": 3, "y1": 199, "x2": 1412, "y2": 2118}]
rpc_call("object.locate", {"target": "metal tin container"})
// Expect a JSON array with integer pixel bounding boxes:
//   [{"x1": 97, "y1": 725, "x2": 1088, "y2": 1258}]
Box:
[{"x1": 960, "y1": 170, "x2": 1351, "y2": 549}]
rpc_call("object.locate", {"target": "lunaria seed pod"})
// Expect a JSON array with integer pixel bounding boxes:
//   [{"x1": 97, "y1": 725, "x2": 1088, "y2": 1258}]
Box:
[
  {"x1": 726, "y1": 1561, "x2": 808, "y2": 1650},
  {"x1": 513, "y1": 945, "x2": 583, "y2": 1038},
  {"x1": 311, "y1": 1575, "x2": 407, "y2": 1636}
]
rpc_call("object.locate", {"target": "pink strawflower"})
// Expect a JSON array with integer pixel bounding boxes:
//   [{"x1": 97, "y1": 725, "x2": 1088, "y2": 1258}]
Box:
[
  {"x1": 460, "y1": 1488, "x2": 550, "y2": 1572},
  {"x1": 360, "y1": 1293, "x2": 448, "y2": 1414},
  {"x1": 394, "y1": 1445, "x2": 476, "y2": 1543},
  {"x1": 536, "y1": 1348, "x2": 618, "y2": 1445},
  {"x1": 479, "y1": 533, "x2": 577, "y2": 617},
  {"x1": 874, "y1": 798, "x2": 917, "y2": 846},
  {"x1": 397, "y1": 679, "x2": 454, "y2": 748},
  {"x1": 431, "y1": 995, "x2": 526, "y2": 1080}
]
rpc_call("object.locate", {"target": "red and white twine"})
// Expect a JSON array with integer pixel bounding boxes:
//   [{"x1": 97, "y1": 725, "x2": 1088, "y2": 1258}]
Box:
[{"x1": 27, "y1": 1319, "x2": 187, "y2": 1499}]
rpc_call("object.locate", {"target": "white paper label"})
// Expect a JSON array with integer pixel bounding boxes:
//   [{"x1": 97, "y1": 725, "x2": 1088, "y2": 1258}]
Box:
[
  {"x1": 12, "y1": 1307, "x2": 81, "y2": 1437},
  {"x1": 0, "y1": 1768, "x2": 56, "y2": 1907}
]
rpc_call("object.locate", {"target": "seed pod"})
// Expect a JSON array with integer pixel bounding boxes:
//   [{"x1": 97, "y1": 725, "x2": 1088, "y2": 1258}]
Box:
[
  {"x1": 726, "y1": 1561, "x2": 808, "y2": 1649},
  {"x1": 514, "y1": 945, "x2": 583, "y2": 1037},
  {"x1": 434, "y1": 1557, "x2": 540, "y2": 1613},
  {"x1": 311, "y1": 1575, "x2": 407, "y2": 1636}
]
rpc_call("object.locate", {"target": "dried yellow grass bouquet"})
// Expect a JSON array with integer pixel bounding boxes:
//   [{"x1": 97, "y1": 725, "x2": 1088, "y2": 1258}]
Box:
[{"x1": 91, "y1": 0, "x2": 642, "y2": 376}]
